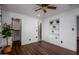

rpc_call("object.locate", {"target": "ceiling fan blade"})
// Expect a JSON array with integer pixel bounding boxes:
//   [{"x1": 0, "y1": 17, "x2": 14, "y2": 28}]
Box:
[
  {"x1": 36, "y1": 4, "x2": 49, "y2": 7},
  {"x1": 41, "y1": 4, "x2": 49, "y2": 7},
  {"x1": 47, "y1": 6, "x2": 56, "y2": 9},
  {"x1": 35, "y1": 8, "x2": 42, "y2": 11},
  {"x1": 43, "y1": 9, "x2": 47, "y2": 13},
  {"x1": 36, "y1": 4, "x2": 43, "y2": 7}
]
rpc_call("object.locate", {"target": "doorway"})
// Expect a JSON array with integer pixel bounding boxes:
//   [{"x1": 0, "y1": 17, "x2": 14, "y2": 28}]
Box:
[
  {"x1": 77, "y1": 16, "x2": 79, "y2": 54},
  {"x1": 12, "y1": 18, "x2": 21, "y2": 46},
  {"x1": 38, "y1": 23, "x2": 42, "y2": 41}
]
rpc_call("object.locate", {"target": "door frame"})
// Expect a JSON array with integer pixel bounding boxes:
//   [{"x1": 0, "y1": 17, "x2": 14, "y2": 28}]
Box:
[
  {"x1": 11, "y1": 18, "x2": 22, "y2": 44},
  {"x1": 40, "y1": 23, "x2": 42, "y2": 41},
  {"x1": 38, "y1": 22, "x2": 42, "y2": 41},
  {"x1": 76, "y1": 16, "x2": 79, "y2": 54}
]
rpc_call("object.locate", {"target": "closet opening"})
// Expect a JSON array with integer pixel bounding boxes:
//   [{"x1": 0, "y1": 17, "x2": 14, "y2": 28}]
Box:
[{"x1": 12, "y1": 18, "x2": 21, "y2": 46}]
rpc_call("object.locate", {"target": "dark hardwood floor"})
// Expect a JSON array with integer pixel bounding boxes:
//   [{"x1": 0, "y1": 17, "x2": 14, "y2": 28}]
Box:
[{"x1": 10, "y1": 41, "x2": 76, "y2": 55}]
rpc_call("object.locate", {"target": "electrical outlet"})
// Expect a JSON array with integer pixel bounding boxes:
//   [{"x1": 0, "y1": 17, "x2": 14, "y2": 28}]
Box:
[
  {"x1": 36, "y1": 36, "x2": 38, "y2": 38},
  {"x1": 55, "y1": 37, "x2": 58, "y2": 39},
  {"x1": 61, "y1": 41, "x2": 63, "y2": 43},
  {"x1": 29, "y1": 39, "x2": 31, "y2": 41},
  {"x1": 72, "y1": 28, "x2": 74, "y2": 31}
]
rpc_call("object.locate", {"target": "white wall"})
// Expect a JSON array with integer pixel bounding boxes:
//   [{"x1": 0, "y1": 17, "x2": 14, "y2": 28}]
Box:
[
  {"x1": 1, "y1": 11, "x2": 40, "y2": 46},
  {"x1": 42, "y1": 8, "x2": 79, "y2": 52},
  {"x1": 21, "y1": 15, "x2": 40, "y2": 45}
]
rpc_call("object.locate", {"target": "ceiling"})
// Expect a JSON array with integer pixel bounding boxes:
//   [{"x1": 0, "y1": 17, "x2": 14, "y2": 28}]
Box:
[{"x1": 3, "y1": 4, "x2": 79, "y2": 19}]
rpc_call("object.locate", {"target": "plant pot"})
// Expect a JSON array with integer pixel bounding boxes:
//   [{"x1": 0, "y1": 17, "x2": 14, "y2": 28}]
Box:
[{"x1": 2, "y1": 45, "x2": 12, "y2": 54}]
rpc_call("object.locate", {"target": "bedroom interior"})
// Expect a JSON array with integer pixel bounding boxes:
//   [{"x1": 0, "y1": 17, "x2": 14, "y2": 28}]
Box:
[{"x1": 0, "y1": 4, "x2": 79, "y2": 55}]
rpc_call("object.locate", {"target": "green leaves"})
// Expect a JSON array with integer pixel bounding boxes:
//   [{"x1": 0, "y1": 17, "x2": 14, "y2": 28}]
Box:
[{"x1": 2, "y1": 23, "x2": 12, "y2": 38}]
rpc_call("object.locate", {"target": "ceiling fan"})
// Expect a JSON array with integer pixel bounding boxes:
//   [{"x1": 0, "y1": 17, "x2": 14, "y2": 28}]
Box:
[{"x1": 35, "y1": 4, "x2": 57, "y2": 13}]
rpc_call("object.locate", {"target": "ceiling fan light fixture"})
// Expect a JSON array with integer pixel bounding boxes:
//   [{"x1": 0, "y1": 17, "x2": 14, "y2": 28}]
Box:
[{"x1": 35, "y1": 4, "x2": 57, "y2": 13}]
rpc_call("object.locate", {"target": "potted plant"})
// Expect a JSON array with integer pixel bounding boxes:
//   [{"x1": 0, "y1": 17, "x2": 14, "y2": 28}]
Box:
[
  {"x1": 2, "y1": 23, "x2": 13, "y2": 45},
  {"x1": 1, "y1": 23, "x2": 13, "y2": 54}
]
